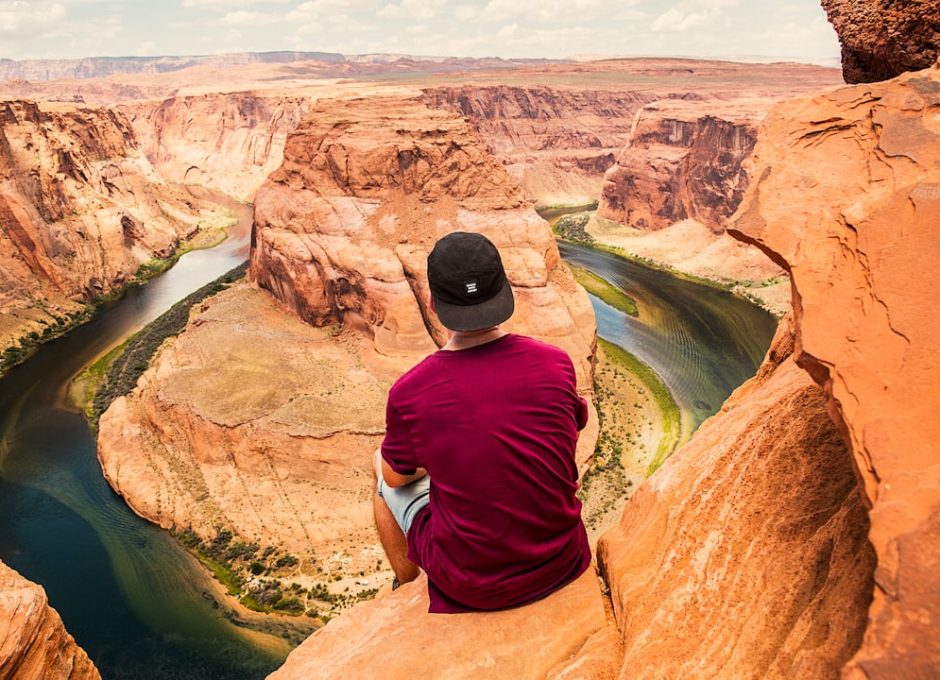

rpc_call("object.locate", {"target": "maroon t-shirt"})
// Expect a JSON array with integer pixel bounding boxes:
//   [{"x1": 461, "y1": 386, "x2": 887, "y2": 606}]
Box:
[{"x1": 381, "y1": 333, "x2": 591, "y2": 613}]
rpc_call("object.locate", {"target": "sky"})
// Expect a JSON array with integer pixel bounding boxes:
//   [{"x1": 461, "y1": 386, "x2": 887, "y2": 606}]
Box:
[{"x1": 0, "y1": 0, "x2": 841, "y2": 64}]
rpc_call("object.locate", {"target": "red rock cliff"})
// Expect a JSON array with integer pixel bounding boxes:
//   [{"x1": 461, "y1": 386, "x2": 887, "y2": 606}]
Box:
[
  {"x1": 822, "y1": 0, "x2": 939, "y2": 83},
  {"x1": 598, "y1": 98, "x2": 763, "y2": 233},
  {"x1": 0, "y1": 100, "x2": 218, "y2": 362},
  {"x1": 421, "y1": 85, "x2": 657, "y2": 204},
  {"x1": 730, "y1": 62, "x2": 940, "y2": 676},
  {"x1": 0, "y1": 559, "x2": 100, "y2": 680},
  {"x1": 120, "y1": 92, "x2": 309, "y2": 201}
]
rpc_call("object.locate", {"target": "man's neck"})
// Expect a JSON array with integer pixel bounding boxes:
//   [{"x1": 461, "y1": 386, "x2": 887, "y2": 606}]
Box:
[{"x1": 441, "y1": 326, "x2": 507, "y2": 351}]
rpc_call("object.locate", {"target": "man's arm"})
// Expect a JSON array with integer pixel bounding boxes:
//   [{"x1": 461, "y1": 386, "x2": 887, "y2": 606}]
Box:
[{"x1": 382, "y1": 458, "x2": 428, "y2": 488}]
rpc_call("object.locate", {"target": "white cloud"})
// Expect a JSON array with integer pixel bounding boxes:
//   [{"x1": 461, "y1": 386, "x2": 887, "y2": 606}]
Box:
[
  {"x1": 651, "y1": 0, "x2": 738, "y2": 33},
  {"x1": 377, "y1": 0, "x2": 446, "y2": 20},
  {"x1": 0, "y1": 1, "x2": 65, "y2": 33},
  {"x1": 219, "y1": 9, "x2": 284, "y2": 25},
  {"x1": 181, "y1": 0, "x2": 289, "y2": 9}
]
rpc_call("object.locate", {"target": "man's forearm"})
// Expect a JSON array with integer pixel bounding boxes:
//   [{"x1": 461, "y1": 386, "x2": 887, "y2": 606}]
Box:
[{"x1": 382, "y1": 458, "x2": 428, "y2": 488}]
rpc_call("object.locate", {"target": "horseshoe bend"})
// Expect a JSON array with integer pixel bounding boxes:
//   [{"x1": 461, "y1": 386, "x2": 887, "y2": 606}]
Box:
[{"x1": 0, "y1": 3, "x2": 938, "y2": 679}]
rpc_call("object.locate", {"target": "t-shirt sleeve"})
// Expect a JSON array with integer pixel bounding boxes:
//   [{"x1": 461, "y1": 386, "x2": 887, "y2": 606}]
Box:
[
  {"x1": 575, "y1": 394, "x2": 589, "y2": 431},
  {"x1": 380, "y1": 397, "x2": 418, "y2": 475}
]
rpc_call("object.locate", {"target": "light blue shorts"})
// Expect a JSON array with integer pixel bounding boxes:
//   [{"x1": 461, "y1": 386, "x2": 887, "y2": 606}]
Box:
[{"x1": 377, "y1": 474, "x2": 431, "y2": 534}]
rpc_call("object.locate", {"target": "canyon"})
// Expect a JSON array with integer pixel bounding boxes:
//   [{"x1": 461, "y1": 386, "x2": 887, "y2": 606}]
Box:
[
  {"x1": 1, "y1": 3, "x2": 938, "y2": 678},
  {"x1": 96, "y1": 95, "x2": 597, "y2": 617},
  {"x1": 0, "y1": 99, "x2": 231, "y2": 373}
]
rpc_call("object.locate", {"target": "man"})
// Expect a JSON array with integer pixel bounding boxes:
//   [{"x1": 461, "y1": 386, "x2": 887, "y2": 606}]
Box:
[{"x1": 373, "y1": 231, "x2": 591, "y2": 613}]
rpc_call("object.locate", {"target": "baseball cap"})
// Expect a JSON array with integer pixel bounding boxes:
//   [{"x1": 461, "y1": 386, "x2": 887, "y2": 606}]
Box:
[{"x1": 427, "y1": 232, "x2": 515, "y2": 331}]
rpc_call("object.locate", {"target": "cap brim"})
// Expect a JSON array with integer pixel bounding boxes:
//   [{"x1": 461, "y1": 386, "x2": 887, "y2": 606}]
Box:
[{"x1": 432, "y1": 279, "x2": 514, "y2": 332}]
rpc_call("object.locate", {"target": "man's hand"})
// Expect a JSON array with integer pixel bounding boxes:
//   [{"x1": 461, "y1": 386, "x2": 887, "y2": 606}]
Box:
[{"x1": 382, "y1": 457, "x2": 428, "y2": 488}]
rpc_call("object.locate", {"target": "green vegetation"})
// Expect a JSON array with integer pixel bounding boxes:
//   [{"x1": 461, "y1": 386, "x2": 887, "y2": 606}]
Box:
[
  {"x1": 553, "y1": 213, "x2": 595, "y2": 244},
  {"x1": 1, "y1": 308, "x2": 91, "y2": 378},
  {"x1": 598, "y1": 338, "x2": 681, "y2": 475},
  {"x1": 175, "y1": 526, "x2": 313, "y2": 616},
  {"x1": 2, "y1": 212, "x2": 235, "y2": 378},
  {"x1": 567, "y1": 264, "x2": 638, "y2": 317},
  {"x1": 533, "y1": 200, "x2": 599, "y2": 214},
  {"x1": 83, "y1": 262, "x2": 248, "y2": 428}
]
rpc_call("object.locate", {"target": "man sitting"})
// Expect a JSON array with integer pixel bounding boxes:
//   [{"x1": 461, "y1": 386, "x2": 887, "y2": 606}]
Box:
[{"x1": 373, "y1": 231, "x2": 591, "y2": 613}]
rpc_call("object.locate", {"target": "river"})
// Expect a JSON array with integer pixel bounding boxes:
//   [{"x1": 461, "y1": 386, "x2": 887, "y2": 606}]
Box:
[
  {"x1": 0, "y1": 199, "x2": 777, "y2": 679},
  {"x1": 0, "y1": 188, "x2": 292, "y2": 680},
  {"x1": 559, "y1": 241, "x2": 777, "y2": 437}
]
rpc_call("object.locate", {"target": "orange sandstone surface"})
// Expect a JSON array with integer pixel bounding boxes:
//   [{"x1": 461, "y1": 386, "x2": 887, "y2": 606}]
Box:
[
  {"x1": 730, "y1": 61, "x2": 940, "y2": 677},
  {"x1": 263, "y1": 62, "x2": 939, "y2": 680},
  {"x1": 0, "y1": 560, "x2": 99, "y2": 680},
  {"x1": 96, "y1": 96, "x2": 597, "y2": 614},
  {"x1": 0, "y1": 99, "x2": 228, "y2": 365}
]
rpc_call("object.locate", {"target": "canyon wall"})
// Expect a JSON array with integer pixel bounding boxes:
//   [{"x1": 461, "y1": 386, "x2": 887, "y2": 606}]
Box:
[
  {"x1": 821, "y1": 0, "x2": 939, "y2": 83},
  {"x1": 120, "y1": 93, "x2": 309, "y2": 202},
  {"x1": 0, "y1": 560, "x2": 99, "y2": 680},
  {"x1": 598, "y1": 98, "x2": 762, "y2": 233},
  {"x1": 0, "y1": 100, "x2": 218, "y2": 364},
  {"x1": 97, "y1": 96, "x2": 596, "y2": 612},
  {"x1": 269, "y1": 320, "x2": 874, "y2": 680},
  {"x1": 729, "y1": 62, "x2": 940, "y2": 677},
  {"x1": 597, "y1": 315, "x2": 874, "y2": 678},
  {"x1": 421, "y1": 86, "x2": 660, "y2": 204}
]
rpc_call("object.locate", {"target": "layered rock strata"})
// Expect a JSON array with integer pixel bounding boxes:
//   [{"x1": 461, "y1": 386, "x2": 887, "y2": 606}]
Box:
[
  {"x1": 0, "y1": 559, "x2": 100, "y2": 680},
  {"x1": 822, "y1": 0, "x2": 939, "y2": 83},
  {"x1": 0, "y1": 100, "x2": 218, "y2": 362},
  {"x1": 421, "y1": 86, "x2": 657, "y2": 203},
  {"x1": 597, "y1": 316, "x2": 875, "y2": 678},
  {"x1": 598, "y1": 98, "x2": 764, "y2": 233},
  {"x1": 120, "y1": 93, "x2": 309, "y2": 201},
  {"x1": 97, "y1": 96, "x2": 596, "y2": 611},
  {"x1": 730, "y1": 62, "x2": 940, "y2": 677}
]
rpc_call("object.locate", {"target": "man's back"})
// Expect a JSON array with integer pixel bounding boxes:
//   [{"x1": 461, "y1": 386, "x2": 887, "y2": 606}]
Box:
[{"x1": 382, "y1": 333, "x2": 591, "y2": 613}]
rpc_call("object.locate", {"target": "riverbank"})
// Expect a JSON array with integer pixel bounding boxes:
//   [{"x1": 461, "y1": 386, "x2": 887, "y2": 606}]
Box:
[
  {"x1": 580, "y1": 340, "x2": 673, "y2": 542},
  {"x1": 1, "y1": 200, "x2": 237, "y2": 381},
  {"x1": 538, "y1": 204, "x2": 789, "y2": 317},
  {"x1": 71, "y1": 262, "x2": 249, "y2": 427},
  {"x1": 584, "y1": 214, "x2": 790, "y2": 317}
]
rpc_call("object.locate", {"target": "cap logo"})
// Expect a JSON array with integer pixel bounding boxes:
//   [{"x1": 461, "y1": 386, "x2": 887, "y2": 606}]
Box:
[{"x1": 465, "y1": 281, "x2": 478, "y2": 294}]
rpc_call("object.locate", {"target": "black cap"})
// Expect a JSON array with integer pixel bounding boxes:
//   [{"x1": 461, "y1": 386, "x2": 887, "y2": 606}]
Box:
[{"x1": 427, "y1": 232, "x2": 515, "y2": 332}]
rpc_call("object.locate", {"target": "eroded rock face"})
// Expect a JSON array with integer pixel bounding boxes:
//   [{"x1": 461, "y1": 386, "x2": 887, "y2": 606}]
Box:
[
  {"x1": 822, "y1": 0, "x2": 939, "y2": 83},
  {"x1": 730, "y1": 63, "x2": 940, "y2": 677},
  {"x1": 121, "y1": 93, "x2": 309, "y2": 201},
  {"x1": 598, "y1": 99, "x2": 763, "y2": 233},
  {"x1": 0, "y1": 100, "x2": 218, "y2": 361},
  {"x1": 268, "y1": 569, "x2": 618, "y2": 680},
  {"x1": 597, "y1": 316, "x2": 875, "y2": 678},
  {"x1": 0, "y1": 559, "x2": 100, "y2": 680},
  {"x1": 251, "y1": 96, "x2": 596, "y2": 388},
  {"x1": 421, "y1": 86, "x2": 653, "y2": 203},
  {"x1": 98, "y1": 96, "x2": 596, "y2": 611}
]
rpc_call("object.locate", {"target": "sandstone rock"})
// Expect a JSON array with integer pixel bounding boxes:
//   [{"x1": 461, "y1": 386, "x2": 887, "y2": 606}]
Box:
[
  {"x1": 98, "y1": 96, "x2": 597, "y2": 612},
  {"x1": 421, "y1": 85, "x2": 651, "y2": 203},
  {"x1": 596, "y1": 315, "x2": 875, "y2": 679},
  {"x1": 98, "y1": 282, "x2": 398, "y2": 585},
  {"x1": 598, "y1": 98, "x2": 766, "y2": 233},
  {"x1": 0, "y1": 99, "x2": 222, "y2": 363},
  {"x1": 268, "y1": 569, "x2": 618, "y2": 680},
  {"x1": 0, "y1": 559, "x2": 100, "y2": 680},
  {"x1": 822, "y1": 0, "x2": 939, "y2": 83},
  {"x1": 251, "y1": 96, "x2": 596, "y2": 397},
  {"x1": 729, "y1": 63, "x2": 940, "y2": 677},
  {"x1": 120, "y1": 93, "x2": 309, "y2": 201}
]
